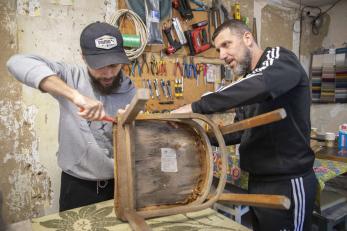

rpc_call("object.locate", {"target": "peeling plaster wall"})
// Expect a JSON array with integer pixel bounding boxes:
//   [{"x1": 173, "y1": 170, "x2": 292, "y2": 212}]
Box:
[
  {"x1": 0, "y1": 1, "x2": 51, "y2": 224},
  {"x1": 321, "y1": 0, "x2": 347, "y2": 49},
  {"x1": 311, "y1": 104, "x2": 346, "y2": 133},
  {"x1": 1, "y1": 0, "x2": 345, "y2": 224},
  {"x1": 18, "y1": 0, "x2": 110, "y2": 218},
  {"x1": 260, "y1": 4, "x2": 298, "y2": 50},
  {"x1": 1, "y1": 0, "x2": 115, "y2": 224},
  {"x1": 299, "y1": 12, "x2": 330, "y2": 74}
]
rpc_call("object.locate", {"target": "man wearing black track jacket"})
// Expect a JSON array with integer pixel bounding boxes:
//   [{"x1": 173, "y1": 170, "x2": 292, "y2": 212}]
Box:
[{"x1": 172, "y1": 20, "x2": 317, "y2": 231}]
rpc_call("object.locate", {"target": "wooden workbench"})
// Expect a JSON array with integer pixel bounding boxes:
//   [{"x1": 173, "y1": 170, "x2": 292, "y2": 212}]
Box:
[{"x1": 8, "y1": 199, "x2": 250, "y2": 231}]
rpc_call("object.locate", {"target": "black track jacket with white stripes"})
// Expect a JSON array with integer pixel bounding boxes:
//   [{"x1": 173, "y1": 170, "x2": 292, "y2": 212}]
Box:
[{"x1": 192, "y1": 47, "x2": 315, "y2": 179}]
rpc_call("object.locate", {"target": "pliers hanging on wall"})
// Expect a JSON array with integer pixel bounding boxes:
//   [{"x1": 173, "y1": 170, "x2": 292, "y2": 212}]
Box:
[
  {"x1": 140, "y1": 53, "x2": 150, "y2": 76},
  {"x1": 131, "y1": 58, "x2": 141, "y2": 77},
  {"x1": 158, "y1": 60, "x2": 167, "y2": 76},
  {"x1": 188, "y1": 56, "x2": 197, "y2": 81},
  {"x1": 183, "y1": 56, "x2": 190, "y2": 78},
  {"x1": 173, "y1": 58, "x2": 183, "y2": 77}
]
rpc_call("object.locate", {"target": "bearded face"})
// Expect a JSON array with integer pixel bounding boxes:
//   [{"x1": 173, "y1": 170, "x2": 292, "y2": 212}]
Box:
[
  {"x1": 87, "y1": 63, "x2": 123, "y2": 95},
  {"x1": 89, "y1": 71, "x2": 122, "y2": 95},
  {"x1": 232, "y1": 46, "x2": 252, "y2": 76},
  {"x1": 214, "y1": 28, "x2": 253, "y2": 77}
]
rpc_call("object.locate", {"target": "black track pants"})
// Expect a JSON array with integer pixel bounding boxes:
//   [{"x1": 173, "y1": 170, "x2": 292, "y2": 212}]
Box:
[{"x1": 248, "y1": 170, "x2": 317, "y2": 231}]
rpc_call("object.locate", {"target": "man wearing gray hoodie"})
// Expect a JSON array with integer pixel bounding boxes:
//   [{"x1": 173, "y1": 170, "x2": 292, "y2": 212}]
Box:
[{"x1": 7, "y1": 22, "x2": 136, "y2": 211}]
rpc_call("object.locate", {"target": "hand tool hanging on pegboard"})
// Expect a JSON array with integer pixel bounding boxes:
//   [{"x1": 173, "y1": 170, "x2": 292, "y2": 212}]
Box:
[
  {"x1": 158, "y1": 51, "x2": 167, "y2": 75},
  {"x1": 196, "y1": 63, "x2": 207, "y2": 86},
  {"x1": 174, "y1": 78, "x2": 183, "y2": 98},
  {"x1": 153, "y1": 78, "x2": 160, "y2": 99},
  {"x1": 191, "y1": 20, "x2": 211, "y2": 55},
  {"x1": 209, "y1": 0, "x2": 232, "y2": 30},
  {"x1": 183, "y1": 56, "x2": 190, "y2": 78},
  {"x1": 160, "y1": 79, "x2": 168, "y2": 98},
  {"x1": 140, "y1": 53, "x2": 150, "y2": 76},
  {"x1": 150, "y1": 54, "x2": 158, "y2": 75},
  {"x1": 173, "y1": 0, "x2": 193, "y2": 21},
  {"x1": 233, "y1": 2, "x2": 241, "y2": 20},
  {"x1": 162, "y1": 22, "x2": 182, "y2": 55},
  {"x1": 173, "y1": 58, "x2": 183, "y2": 78},
  {"x1": 210, "y1": 0, "x2": 221, "y2": 31},
  {"x1": 146, "y1": 79, "x2": 154, "y2": 99},
  {"x1": 220, "y1": 4, "x2": 233, "y2": 21},
  {"x1": 189, "y1": 56, "x2": 198, "y2": 85},
  {"x1": 131, "y1": 58, "x2": 141, "y2": 77},
  {"x1": 166, "y1": 80, "x2": 173, "y2": 99},
  {"x1": 184, "y1": 30, "x2": 195, "y2": 56},
  {"x1": 172, "y1": 17, "x2": 187, "y2": 45},
  {"x1": 190, "y1": 0, "x2": 209, "y2": 11}
]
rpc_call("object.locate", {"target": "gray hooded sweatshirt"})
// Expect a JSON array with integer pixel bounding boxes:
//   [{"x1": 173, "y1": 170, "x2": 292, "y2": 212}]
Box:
[{"x1": 7, "y1": 54, "x2": 136, "y2": 180}]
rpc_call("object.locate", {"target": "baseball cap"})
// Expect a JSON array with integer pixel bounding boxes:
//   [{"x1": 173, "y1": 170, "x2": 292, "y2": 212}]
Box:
[{"x1": 80, "y1": 22, "x2": 130, "y2": 69}]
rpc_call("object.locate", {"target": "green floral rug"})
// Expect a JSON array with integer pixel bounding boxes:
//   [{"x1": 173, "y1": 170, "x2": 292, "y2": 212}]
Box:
[{"x1": 31, "y1": 200, "x2": 250, "y2": 231}]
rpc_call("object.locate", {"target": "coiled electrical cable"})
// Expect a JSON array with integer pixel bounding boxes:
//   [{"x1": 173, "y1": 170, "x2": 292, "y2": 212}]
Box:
[{"x1": 108, "y1": 9, "x2": 148, "y2": 60}]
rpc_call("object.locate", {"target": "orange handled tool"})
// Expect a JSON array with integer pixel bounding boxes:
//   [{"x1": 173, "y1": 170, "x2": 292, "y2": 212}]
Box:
[
  {"x1": 101, "y1": 115, "x2": 115, "y2": 123},
  {"x1": 79, "y1": 108, "x2": 115, "y2": 123}
]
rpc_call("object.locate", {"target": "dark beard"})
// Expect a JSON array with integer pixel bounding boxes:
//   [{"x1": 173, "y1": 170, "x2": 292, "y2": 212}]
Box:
[{"x1": 89, "y1": 71, "x2": 122, "y2": 95}]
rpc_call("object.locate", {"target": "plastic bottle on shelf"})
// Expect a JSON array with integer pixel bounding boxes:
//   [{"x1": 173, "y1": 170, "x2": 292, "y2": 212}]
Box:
[{"x1": 338, "y1": 124, "x2": 347, "y2": 155}]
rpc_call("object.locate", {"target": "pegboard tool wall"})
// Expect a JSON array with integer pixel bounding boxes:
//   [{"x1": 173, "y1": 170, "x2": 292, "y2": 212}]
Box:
[{"x1": 117, "y1": 0, "x2": 232, "y2": 112}]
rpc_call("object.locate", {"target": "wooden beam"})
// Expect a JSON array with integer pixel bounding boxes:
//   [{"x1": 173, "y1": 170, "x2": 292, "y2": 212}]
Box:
[
  {"x1": 216, "y1": 193, "x2": 290, "y2": 210},
  {"x1": 114, "y1": 122, "x2": 129, "y2": 220},
  {"x1": 219, "y1": 108, "x2": 286, "y2": 135},
  {"x1": 120, "y1": 88, "x2": 149, "y2": 126},
  {"x1": 124, "y1": 210, "x2": 152, "y2": 231}
]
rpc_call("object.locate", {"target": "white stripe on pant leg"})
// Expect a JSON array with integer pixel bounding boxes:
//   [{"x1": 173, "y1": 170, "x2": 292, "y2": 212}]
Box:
[
  {"x1": 299, "y1": 177, "x2": 306, "y2": 231},
  {"x1": 291, "y1": 179, "x2": 299, "y2": 231},
  {"x1": 295, "y1": 179, "x2": 304, "y2": 231}
]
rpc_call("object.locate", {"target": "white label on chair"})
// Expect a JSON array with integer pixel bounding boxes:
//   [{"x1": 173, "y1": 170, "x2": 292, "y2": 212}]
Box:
[{"x1": 161, "y1": 148, "x2": 178, "y2": 172}]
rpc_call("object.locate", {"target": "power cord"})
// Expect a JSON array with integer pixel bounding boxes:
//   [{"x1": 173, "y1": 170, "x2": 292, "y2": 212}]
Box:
[{"x1": 108, "y1": 9, "x2": 149, "y2": 61}]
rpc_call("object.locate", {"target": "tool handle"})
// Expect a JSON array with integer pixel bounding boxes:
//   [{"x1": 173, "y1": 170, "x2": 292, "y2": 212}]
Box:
[
  {"x1": 166, "y1": 80, "x2": 172, "y2": 98},
  {"x1": 102, "y1": 115, "x2": 116, "y2": 123},
  {"x1": 79, "y1": 108, "x2": 115, "y2": 123}
]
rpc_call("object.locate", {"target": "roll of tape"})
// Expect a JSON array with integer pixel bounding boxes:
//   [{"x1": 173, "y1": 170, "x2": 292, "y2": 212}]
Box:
[{"x1": 122, "y1": 34, "x2": 141, "y2": 48}]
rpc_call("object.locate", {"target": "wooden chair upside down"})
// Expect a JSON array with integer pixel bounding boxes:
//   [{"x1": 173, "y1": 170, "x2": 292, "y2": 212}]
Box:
[{"x1": 113, "y1": 89, "x2": 290, "y2": 231}]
